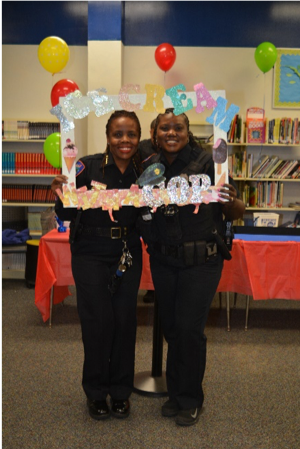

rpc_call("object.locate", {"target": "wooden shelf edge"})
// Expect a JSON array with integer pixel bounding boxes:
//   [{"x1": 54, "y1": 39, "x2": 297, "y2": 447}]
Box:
[
  {"x1": 233, "y1": 178, "x2": 300, "y2": 182},
  {"x1": 245, "y1": 207, "x2": 297, "y2": 211},
  {"x1": 2, "y1": 139, "x2": 46, "y2": 143},
  {"x1": 2, "y1": 174, "x2": 57, "y2": 177},
  {"x1": 2, "y1": 203, "x2": 55, "y2": 207}
]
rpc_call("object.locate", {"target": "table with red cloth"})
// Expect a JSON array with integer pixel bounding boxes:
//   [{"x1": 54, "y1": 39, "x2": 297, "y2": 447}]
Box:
[{"x1": 35, "y1": 230, "x2": 300, "y2": 326}]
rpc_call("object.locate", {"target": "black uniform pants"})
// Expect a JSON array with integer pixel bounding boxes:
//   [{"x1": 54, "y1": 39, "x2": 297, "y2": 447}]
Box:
[
  {"x1": 71, "y1": 246, "x2": 142, "y2": 402},
  {"x1": 150, "y1": 253, "x2": 223, "y2": 410}
]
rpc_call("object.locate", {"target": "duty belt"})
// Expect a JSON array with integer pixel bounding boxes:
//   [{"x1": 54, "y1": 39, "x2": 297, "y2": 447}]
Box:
[
  {"x1": 154, "y1": 241, "x2": 218, "y2": 265},
  {"x1": 77, "y1": 224, "x2": 134, "y2": 239}
]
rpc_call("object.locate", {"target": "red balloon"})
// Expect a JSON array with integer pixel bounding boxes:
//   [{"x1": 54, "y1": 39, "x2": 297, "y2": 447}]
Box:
[
  {"x1": 51, "y1": 79, "x2": 79, "y2": 107},
  {"x1": 155, "y1": 43, "x2": 176, "y2": 72}
]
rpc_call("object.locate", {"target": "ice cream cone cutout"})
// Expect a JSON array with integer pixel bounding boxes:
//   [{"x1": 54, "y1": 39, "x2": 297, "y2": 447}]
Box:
[
  {"x1": 63, "y1": 139, "x2": 78, "y2": 173},
  {"x1": 213, "y1": 138, "x2": 227, "y2": 175}
]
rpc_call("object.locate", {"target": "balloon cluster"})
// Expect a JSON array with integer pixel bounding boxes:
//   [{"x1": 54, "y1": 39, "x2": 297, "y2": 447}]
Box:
[
  {"x1": 41, "y1": 40, "x2": 178, "y2": 170},
  {"x1": 38, "y1": 36, "x2": 80, "y2": 170}
]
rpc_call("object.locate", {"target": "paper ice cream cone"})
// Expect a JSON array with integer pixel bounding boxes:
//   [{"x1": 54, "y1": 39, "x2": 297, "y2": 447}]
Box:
[
  {"x1": 63, "y1": 139, "x2": 78, "y2": 173},
  {"x1": 64, "y1": 156, "x2": 76, "y2": 172}
]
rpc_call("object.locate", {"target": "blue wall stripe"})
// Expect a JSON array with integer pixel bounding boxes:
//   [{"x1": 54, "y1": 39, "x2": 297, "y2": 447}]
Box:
[
  {"x1": 2, "y1": 1, "x2": 88, "y2": 46},
  {"x1": 2, "y1": 1, "x2": 300, "y2": 48},
  {"x1": 123, "y1": 1, "x2": 300, "y2": 48},
  {"x1": 88, "y1": 2, "x2": 122, "y2": 41}
]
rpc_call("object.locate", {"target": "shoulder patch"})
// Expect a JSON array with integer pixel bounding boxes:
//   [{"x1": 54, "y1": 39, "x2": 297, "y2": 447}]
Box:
[{"x1": 76, "y1": 160, "x2": 85, "y2": 176}]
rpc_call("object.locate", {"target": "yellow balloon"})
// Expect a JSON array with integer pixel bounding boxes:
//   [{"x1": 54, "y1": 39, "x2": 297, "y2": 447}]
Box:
[{"x1": 38, "y1": 36, "x2": 70, "y2": 74}]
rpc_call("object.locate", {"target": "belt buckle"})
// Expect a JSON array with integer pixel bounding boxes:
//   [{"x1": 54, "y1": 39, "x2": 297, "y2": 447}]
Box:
[{"x1": 111, "y1": 227, "x2": 122, "y2": 239}]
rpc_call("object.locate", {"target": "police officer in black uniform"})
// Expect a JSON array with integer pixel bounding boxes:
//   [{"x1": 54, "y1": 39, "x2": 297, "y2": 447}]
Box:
[
  {"x1": 51, "y1": 111, "x2": 143, "y2": 421},
  {"x1": 139, "y1": 108, "x2": 245, "y2": 427}
]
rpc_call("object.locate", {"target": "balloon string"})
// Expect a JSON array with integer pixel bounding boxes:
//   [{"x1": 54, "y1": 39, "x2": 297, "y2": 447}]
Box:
[
  {"x1": 259, "y1": 73, "x2": 266, "y2": 160},
  {"x1": 263, "y1": 73, "x2": 266, "y2": 115},
  {"x1": 52, "y1": 71, "x2": 65, "y2": 87}
]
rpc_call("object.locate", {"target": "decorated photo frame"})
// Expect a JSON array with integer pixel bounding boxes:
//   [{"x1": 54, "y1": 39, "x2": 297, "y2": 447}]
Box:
[
  {"x1": 51, "y1": 83, "x2": 239, "y2": 213},
  {"x1": 273, "y1": 48, "x2": 300, "y2": 109}
]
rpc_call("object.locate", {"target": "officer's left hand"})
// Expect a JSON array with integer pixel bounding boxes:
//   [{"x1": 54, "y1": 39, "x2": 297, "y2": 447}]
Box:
[{"x1": 217, "y1": 183, "x2": 237, "y2": 204}]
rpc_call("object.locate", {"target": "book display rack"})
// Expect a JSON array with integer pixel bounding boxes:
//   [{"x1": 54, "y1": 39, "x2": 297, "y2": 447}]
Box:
[
  {"x1": 226, "y1": 115, "x2": 300, "y2": 216},
  {"x1": 192, "y1": 117, "x2": 300, "y2": 225},
  {"x1": 2, "y1": 119, "x2": 59, "y2": 279}
]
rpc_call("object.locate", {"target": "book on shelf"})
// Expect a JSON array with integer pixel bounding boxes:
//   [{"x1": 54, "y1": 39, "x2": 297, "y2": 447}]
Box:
[
  {"x1": 264, "y1": 158, "x2": 283, "y2": 178},
  {"x1": 226, "y1": 114, "x2": 299, "y2": 145},
  {"x1": 246, "y1": 181, "x2": 284, "y2": 208},
  {"x1": 2, "y1": 184, "x2": 56, "y2": 203},
  {"x1": 228, "y1": 114, "x2": 238, "y2": 143},
  {"x1": 2, "y1": 152, "x2": 61, "y2": 175},
  {"x1": 240, "y1": 183, "x2": 250, "y2": 206},
  {"x1": 273, "y1": 118, "x2": 281, "y2": 144},
  {"x1": 268, "y1": 117, "x2": 299, "y2": 144},
  {"x1": 274, "y1": 160, "x2": 292, "y2": 179},
  {"x1": 258, "y1": 156, "x2": 279, "y2": 179},
  {"x1": 251, "y1": 155, "x2": 269, "y2": 177},
  {"x1": 249, "y1": 185, "x2": 258, "y2": 207},
  {"x1": 2, "y1": 120, "x2": 60, "y2": 140},
  {"x1": 292, "y1": 118, "x2": 300, "y2": 144},
  {"x1": 227, "y1": 115, "x2": 244, "y2": 143},
  {"x1": 246, "y1": 107, "x2": 265, "y2": 144},
  {"x1": 246, "y1": 153, "x2": 254, "y2": 178},
  {"x1": 271, "y1": 160, "x2": 287, "y2": 178},
  {"x1": 255, "y1": 157, "x2": 273, "y2": 178},
  {"x1": 230, "y1": 151, "x2": 247, "y2": 177},
  {"x1": 290, "y1": 164, "x2": 300, "y2": 179},
  {"x1": 278, "y1": 160, "x2": 299, "y2": 179}
]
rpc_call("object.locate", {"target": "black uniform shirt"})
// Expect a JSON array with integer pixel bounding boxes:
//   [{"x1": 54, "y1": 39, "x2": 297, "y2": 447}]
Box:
[
  {"x1": 142, "y1": 144, "x2": 227, "y2": 246},
  {"x1": 55, "y1": 152, "x2": 141, "y2": 256}
]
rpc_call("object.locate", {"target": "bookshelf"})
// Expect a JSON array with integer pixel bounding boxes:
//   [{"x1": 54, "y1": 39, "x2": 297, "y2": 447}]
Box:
[
  {"x1": 228, "y1": 142, "x2": 300, "y2": 225},
  {"x1": 2, "y1": 122, "x2": 60, "y2": 279},
  {"x1": 190, "y1": 120, "x2": 300, "y2": 226}
]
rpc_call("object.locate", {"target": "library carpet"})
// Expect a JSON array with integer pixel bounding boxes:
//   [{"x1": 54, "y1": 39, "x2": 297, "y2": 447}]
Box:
[{"x1": 2, "y1": 280, "x2": 300, "y2": 449}]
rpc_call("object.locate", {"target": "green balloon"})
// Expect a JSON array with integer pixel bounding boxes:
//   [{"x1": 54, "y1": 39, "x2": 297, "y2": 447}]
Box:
[
  {"x1": 43, "y1": 132, "x2": 61, "y2": 168},
  {"x1": 255, "y1": 42, "x2": 278, "y2": 74}
]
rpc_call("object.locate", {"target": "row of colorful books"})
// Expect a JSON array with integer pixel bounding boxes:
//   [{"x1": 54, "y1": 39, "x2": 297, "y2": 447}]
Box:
[
  {"x1": 2, "y1": 185, "x2": 56, "y2": 204},
  {"x1": 229, "y1": 152, "x2": 300, "y2": 179},
  {"x1": 227, "y1": 113, "x2": 300, "y2": 145},
  {"x1": 241, "y1": 181, "x2": 284, "y2": 208},
  {"x1": 2, "y1": 152, "x2": 62, "y2": 175},
  {"x1": 2, "y1": 120, "x2": 60, "y2": 140},
  {"x1": 268, "y1": 117, "x2": 300, "y2": 145}
]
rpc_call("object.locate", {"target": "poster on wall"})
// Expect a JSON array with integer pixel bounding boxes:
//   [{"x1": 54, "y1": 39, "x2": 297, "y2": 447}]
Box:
[{"x1": 273, "y1": 48, "x2": 300, "y2": 109}]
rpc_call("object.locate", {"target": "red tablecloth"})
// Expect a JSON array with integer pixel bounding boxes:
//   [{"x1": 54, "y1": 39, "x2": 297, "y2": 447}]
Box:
[{"x1": 35, "y1": 230, "x2": 300, "y2": 322}]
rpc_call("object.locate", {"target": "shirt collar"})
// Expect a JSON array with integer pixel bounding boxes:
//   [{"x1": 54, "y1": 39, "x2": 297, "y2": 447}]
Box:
[
  {"x1": 160, "y1": 143, "x2": 193, "y2": 166},
  {"x1": 104, "y1": 151, "x2": 137, "y2": 176}
]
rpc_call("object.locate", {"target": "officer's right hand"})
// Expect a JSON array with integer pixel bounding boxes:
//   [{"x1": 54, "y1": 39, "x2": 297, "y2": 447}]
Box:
[{"x1": 51, "y1": 175, "x2": 68, "y2": 195}]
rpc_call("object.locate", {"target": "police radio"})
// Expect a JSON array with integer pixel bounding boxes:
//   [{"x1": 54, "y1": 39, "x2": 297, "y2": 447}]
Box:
[{"x1": 224, "y1": 220, "x2": 233, "y2": 251}]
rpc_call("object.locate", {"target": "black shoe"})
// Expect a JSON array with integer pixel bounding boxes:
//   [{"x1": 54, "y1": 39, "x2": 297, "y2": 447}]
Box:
[
  {"x1": 175, "y1": 408, "x2": 201, "y2": 427},
  {"x1": 162, "y1": 399, "x2": 179, "y2": 417},
  {"x1": 111, "y1": 399, "x2": 130, "y2": 419},
  {"x1": 87, "y1": 399, "x2": 110, "y2": 420},
  {"x1": 143, "y1": 290, "x2": 155, "y2": 303}
]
